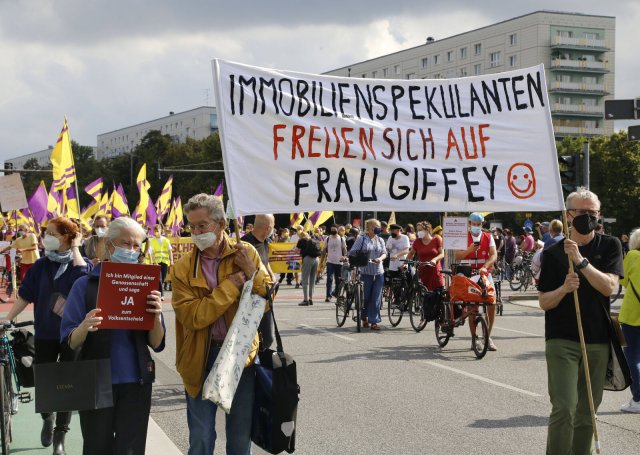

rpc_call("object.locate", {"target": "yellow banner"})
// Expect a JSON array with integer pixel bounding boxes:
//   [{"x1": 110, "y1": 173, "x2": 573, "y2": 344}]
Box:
[
  {"x1": 169, "y1": 236, "x2": 195, "y2": 264},
  {"x1": 268, "y1": 242, "x2": 302, "y2": 274}
]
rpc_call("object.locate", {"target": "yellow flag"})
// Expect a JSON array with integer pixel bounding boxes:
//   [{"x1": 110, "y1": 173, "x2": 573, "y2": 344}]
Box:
[
  {"x1": 388, "y1": 212, "x2": 396, "y2": 225},
  {"x1": 50, "y1": 118, "x2": 76, "y2": 191},
  {"x1": 155, "y1": 176, "x2": 173, "y2": 219},
  {"x1": 80, "y1": 199, "x2": 100, "y2": 222},
  {"x1": 134, "y1": 164, "x2": 150, "y2": 225},
  {"x1": 313, "y1": 211, "x2": 334, "y2": 228}
]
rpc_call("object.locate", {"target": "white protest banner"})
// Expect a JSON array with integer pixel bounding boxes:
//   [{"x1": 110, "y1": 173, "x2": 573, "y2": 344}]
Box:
[
  {"x1": 213, "y1": 60, "x2": 564, "y2": 216},
  {"x1": 0, "y1": 174, "x2": 28, "y2": 212},
  {"x1": 443, "y1": 217, "x2": 469, "y2": 250}
]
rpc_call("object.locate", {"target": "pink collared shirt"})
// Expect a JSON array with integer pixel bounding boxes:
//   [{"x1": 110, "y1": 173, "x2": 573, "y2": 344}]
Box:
[{"x1": 200, "y1": 252, "x2": 228, "y2": 342}]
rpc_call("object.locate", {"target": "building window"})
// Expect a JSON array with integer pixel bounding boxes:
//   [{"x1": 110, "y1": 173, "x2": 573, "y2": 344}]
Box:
[
  {"x1": 557, "y1": 30, "x2": 573, "y2": 38},
  {"x1": 361, "y1": 73, "x2": 366, "y2": 78},
  {"x1": 447, "y1": 51, "x2": 453, "y2": 62},
  {"x1": 433, "y1": 73, "x2": 441, "y2": 79},
  {"x1": 584, "y1": 32, "x2": 598, "y2": 40},
  {"x1": 421, "y1": 57, "x2": 428, "y2": 69},
  {"x1": 474, "y1": 63, "x2": 482, "y2": 75},
  {"x1": 406, "y1": 73, "x2": 415, "y2": 79},
  {"x1": 509, "y1": 33, "x2": 517, "y2": 46},
  {"x1": 434, "y1": 54, "x2": 440, "y2": 65},
  {"x1": 446, "y1": 70, "x2": 455, "y2": 78},
  {"x1": 460, "y1": 47, "x2": 467, "y2": 59},
  {"x1": 372, "y1": 70, "x2": 377, "y2": 78},
  {"x1": 582, "y1": 98, "x2": 597, "y2": 106},
  {"x1": 489, "y1": 51, "x2": 501, "y2": 68},
  {"x1": 459, "y1": 67, "x2": 468, "y2": 77},
  {"x1": 394, "y1": 65, "x2": 401, "y2": 75},
  {"x1": 508, "y1": 55, "x2": 518, "y2": 67},
  {"x1": 582, "y1": 76, "x2": 597, "y2": 84},
  {"x1": 474, "y1": 43, "x2": 482, "y2": 55},
  {"x1": 383, "y1": 68, "x2": 388, "y2": 77}
]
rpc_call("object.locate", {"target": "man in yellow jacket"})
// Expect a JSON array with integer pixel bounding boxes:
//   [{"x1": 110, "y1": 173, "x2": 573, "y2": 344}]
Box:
[{"x1": 171, "y1": 193, "x2": 271, "y2": 455}]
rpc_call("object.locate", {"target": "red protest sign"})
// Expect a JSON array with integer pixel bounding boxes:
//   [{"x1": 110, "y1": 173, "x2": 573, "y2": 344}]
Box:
[{"x1": 96, "y1": 262, "x2": 160, "y2": 330}]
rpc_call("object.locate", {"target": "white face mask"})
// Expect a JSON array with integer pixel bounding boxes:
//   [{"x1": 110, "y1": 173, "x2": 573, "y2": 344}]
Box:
[
  {"x1": 192, "y1": 232, "x2": 217, "y2": 251},
  {"x1": 43, "y1": 234, "x2": 61, "y2": 251},
  {"x1": 95, "y1": 227, "x2": 107, "y2": 238},
  {"x1": 417, "y1": 230, "x2": 426, "y2": 239}
]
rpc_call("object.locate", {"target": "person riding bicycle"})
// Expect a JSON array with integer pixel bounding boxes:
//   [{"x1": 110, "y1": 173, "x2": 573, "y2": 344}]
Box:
[{"x1": 454, "y1": 212, "x2": 498, "y2": 351}]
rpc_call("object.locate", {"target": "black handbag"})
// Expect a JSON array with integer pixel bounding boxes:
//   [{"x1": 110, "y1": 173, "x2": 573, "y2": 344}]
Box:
[
  {"x1": 252, "y1": 287, "x2": 300, "y2": 454},
  {"x1": 599, "y1": 301, "x2": 632, "y2": 392},
  {"x1": 348, "y1": 235, "x2": 370, "y2": 268},
  {"x1": 34, "y1": 358, "x2": 113, "y2": 413}
]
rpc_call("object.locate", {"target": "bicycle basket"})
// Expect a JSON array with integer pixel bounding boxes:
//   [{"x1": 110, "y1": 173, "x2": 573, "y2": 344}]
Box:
[{"x1": 449, "y1": 274, "x2": 496, "y2": 304}]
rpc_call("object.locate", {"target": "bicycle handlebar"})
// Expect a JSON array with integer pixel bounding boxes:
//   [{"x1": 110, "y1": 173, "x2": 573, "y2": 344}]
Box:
[
  {"x1": 399, "y1": 259, "x2": 434, "y2": 267},
  {"x1": 1, "y1": 320, "x2": 34, "y2": 329}
]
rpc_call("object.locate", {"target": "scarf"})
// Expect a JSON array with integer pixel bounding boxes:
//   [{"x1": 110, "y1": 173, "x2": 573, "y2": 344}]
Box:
[{"x1": 45, "y1": 249, "x2": 74, "y2": 280}]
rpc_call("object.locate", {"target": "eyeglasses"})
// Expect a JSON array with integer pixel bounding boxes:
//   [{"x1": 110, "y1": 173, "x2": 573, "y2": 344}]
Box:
[
  {"x1": 186, "y1": 221, "x2": 216, "y2": 233},
  {"x1": 568, "y1": 209, "x2": 600, "y2": 217}
]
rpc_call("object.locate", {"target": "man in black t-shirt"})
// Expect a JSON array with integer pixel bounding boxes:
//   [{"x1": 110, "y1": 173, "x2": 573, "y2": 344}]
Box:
[{"x1": 538, "y1": 188, "x2": 623, "y2": 455}]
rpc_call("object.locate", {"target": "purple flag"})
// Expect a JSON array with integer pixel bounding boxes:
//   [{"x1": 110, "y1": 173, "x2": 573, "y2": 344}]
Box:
[
  {"x1": 48, "y1": 182, "x2": 63, "y2": 218},
  {"x1": 84, "y1": 177, "x2": 103, "y2": 202},
  {"x1": 308, "y1": 211, "x2": 321, "y2": 225},
  {"x1": 111, "y1": 183, "x2": 129, "y2": 218},
  {"x1": 213, "y1": 180, "x2": 224, "y2": 197},
  {"x1": 28, "y1": 181, "x2": 49, "y2": 224},
  {"x1": 146, "y1": 199, "x2": 158, "y2": 228}
]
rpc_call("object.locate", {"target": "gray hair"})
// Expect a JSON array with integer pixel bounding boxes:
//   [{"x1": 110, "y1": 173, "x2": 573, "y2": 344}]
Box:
[
  {"x1": 183, "y1": 193, "x2": 226, "y2": 222},
  {"x1": 566, "y1": 187, "x2": 600, "y2": 210},
  {"x1": 106, "y1": 217, "x2": 146, "y2": 243},
  {"x1": 629, "y1": 228, "x2": 640, "y2": 251}
]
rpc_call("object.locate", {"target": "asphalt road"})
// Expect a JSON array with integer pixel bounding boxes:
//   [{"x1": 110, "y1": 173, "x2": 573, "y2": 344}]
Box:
[{"x1": 150, "y1": 283, "x2": 640, "y2": 455}]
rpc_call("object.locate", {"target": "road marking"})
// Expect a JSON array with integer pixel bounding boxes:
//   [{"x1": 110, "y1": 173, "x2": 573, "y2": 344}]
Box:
[
  {"x1": 298, "y1": 324, "x2": 356, "y2": 341},
  {"x1": 421, "y1": 361, "x2": 542, "y2": 397},
  {"x1": 146, "y1": 416, "x2": 183, "y2": 454},
  {"x1": 492, "y1": 326, "x2": 543, "y2": 337}
]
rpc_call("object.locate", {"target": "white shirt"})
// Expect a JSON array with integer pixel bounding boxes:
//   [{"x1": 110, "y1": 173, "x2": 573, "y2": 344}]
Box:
[
  {"x1": 386, "y1": 234, "x2": 410, "y2": 271},
  {"x1": 325, "y1": 235, "x2": 346, "y2": 265}
]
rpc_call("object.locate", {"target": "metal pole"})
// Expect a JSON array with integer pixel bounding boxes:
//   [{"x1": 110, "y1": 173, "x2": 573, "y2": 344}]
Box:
[{"x1": 583, "y1": 141, "x2": 590, "y2": 190}]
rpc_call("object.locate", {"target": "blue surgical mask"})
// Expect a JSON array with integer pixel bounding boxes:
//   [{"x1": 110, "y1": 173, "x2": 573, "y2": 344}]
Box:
[
  {"x1": 470, "y1": 226, "x2": 482, "y2": 235},
  {"x1": 373, "y1": 227, "x2": 382, "y2": 235},
  {"x1": 110, "y1": 245, "x2": 140, "y2": 263}
]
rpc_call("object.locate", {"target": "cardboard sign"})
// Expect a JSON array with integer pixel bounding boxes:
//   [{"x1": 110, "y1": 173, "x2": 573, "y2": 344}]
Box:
[
  {"x1": 268, "y1": 242, "x2": 302, "y2": 274},
  {"x1": 96, "y1": 262, "x2": 160, "y2": 330},
  {"x1": 0, "y1": 174, "x2": 28, "y2": 212},
  {"x1": 443, "y1": 217, "x2": 469, "y2": 250}
]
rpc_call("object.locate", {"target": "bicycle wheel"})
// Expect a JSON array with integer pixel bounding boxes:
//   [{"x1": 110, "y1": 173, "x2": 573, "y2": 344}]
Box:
[
  {"x1": 409, "y1": 285, "x2": 428, "y2": 332},
  {"x1": 335, "y1": 283, "x2": 349, "y2": 327},
  {"x1": 509, "y1": 267, "x2": 523, "y2": 291},
  {"x1": 355, "y1": 283, "x2": 362, "y2": 333},
  {"x1": 0, "y1": 364, "x2": 11, "y2": 455},
  {"x1": 434, "y1": 303, "x2": 452, "y2": 347},
  {"x1": 472, "y1": 315, "x2": 489, "y2": 359},
  {"x1": 387, "y1": 285, "x2": 404, "y2": 327}
]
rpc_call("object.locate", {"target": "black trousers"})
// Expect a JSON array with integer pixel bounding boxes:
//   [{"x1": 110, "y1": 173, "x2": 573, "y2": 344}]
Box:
[
  {"x1": 159, "y1": 262, "x2": 169, "y2": 295},
  {"x1": 79, "y1": 382, "x2": 152, "y2": 455},
  {"x1": 34, "y1": 338, "x2": 74, "y2": 432}
]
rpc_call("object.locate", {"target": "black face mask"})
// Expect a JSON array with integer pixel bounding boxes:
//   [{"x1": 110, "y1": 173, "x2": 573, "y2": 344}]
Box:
[
  {"x1": 391, "y1": 232, "x2": 399, "y2": 238},
  {"x1": 572, "y1": 214, "x2": 598, "y2": 235},
  {"x1": 331, "y1": 230, "x2": 338, "y2": 235}
]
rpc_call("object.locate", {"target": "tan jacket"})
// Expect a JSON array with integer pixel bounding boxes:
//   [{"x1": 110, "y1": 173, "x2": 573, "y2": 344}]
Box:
[{"x1": 171, "y1": 233, "x2": 270, "y2": 398}]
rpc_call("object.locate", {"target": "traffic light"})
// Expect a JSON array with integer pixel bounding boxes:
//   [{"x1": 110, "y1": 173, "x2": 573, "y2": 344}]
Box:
[
  {"x1": 559, "y1": 154, "x2": 580, "y2": 194},
  {"x1": 155, "y1": 162, "x2": 161, "y2": 180}
]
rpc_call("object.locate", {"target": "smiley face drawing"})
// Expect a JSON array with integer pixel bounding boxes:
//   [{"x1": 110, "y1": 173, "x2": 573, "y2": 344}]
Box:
[{"x1": 507, "y1": 163, "x2": 536, "y2": 199}]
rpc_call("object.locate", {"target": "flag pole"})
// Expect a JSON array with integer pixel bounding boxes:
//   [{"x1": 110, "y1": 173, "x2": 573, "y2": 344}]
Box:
[{"x1": 562, "y1": 209, "x2": 601, "y2": 454}]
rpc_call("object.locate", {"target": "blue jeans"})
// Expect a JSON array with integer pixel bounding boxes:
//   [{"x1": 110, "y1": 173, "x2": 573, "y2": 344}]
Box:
[
  {"x1": 621, "y1": 324, "x2": 640, "y2": 402},
  {"x1": 186, "y1": 347, "x2": 255, "y2": 455},
  {"x1": 326, "y1": 262, "x2": 342, "y2": 298},
  {"x1": 362, "y1": 273, "x2": 384, "y2": 324}
]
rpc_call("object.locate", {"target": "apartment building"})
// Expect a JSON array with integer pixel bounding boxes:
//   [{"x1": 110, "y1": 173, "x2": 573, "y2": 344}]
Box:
[{"x1": 325, "y1": 11, "x2": 615, "y2": 138}]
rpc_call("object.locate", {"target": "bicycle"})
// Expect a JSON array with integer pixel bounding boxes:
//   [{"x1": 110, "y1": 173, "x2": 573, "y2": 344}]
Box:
[
  {"x1": 335, "y1": 264, "x2": 365, "y2": 333},
  {"x1": 509, "y1": 252, "x2": 534, "y2": 292},
  {"x1": 386, "y1": 260, "x2": 431, "y2": 332},
  {"x1": 0, "y1": 320, "x2": 34, "y2": 455},
  {"x1": 491, "y1": 257, "x2": 505, "y2": 315},
  {"x1": 433, "y1": 268, "x2": 491, "y2": 359}
]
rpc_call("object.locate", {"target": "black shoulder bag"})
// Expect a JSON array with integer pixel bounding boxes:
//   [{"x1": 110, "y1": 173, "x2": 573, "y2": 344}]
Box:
[
  {"x1": 252, "y1": 285, "x2": 300, "y2": 454},
  {"x1": 348, "y1": 235, "x2": 369, "y2": 267}
]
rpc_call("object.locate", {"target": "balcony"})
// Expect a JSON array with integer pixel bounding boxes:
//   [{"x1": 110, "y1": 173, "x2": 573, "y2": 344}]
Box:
[
  {"x1": 553, "y1": 125, "x2": 606, "y2": 137},
  {"x1": 549, "y1": 81, "x2": 609, "y2": 95},
  {"x1": 551, "y1": 36, "x2": 609, "y2": 51},
  {"x1": 550, "y1": 59, "x2": 609, "y2": 73},
  {"x1": 551, "y1": 103, "x2": 604, "y2": 117}
]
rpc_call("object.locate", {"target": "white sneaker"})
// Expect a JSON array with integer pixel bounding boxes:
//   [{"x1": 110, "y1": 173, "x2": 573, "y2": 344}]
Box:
[
  {"x1": 620, "y1": 399, "x2": 640, "y2": 413},
  {"x1": 488, "y1": 338, "x2": 497, "y2": 351}
]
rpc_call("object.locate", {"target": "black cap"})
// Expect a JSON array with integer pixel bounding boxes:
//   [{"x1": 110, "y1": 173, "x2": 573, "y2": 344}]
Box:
[{"x1": 389, "y1": 224, "x2": 402, "y2": 230}]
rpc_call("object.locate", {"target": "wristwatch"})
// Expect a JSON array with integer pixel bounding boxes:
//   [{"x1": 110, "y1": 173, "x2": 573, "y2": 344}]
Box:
[{"x1": 575, "y1": 258, "x2": 590, "y2": 270}]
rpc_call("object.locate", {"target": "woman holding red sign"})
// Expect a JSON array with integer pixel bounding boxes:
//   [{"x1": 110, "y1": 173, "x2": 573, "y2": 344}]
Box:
[{"x1": 61, "y1": 217, "x2": 165, "y2": 455}]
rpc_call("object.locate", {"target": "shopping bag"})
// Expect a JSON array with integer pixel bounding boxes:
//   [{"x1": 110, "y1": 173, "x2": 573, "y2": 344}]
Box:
[
  {"x1": 202, "y1": 272, "x2": 266, "y2": 413},
  {"x1": 252, "y1": 294, "x2": 299, "y2": 454},
  {"x1": 34, "y1": 359, "x2": 113, "y2": 413}
]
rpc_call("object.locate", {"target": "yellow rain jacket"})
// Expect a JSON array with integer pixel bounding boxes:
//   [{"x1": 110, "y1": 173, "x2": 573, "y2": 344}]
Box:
[{"x1": 171, "y1": 233, "x2": 271, "y2": 398}]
